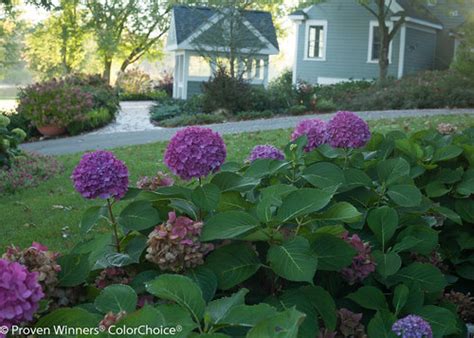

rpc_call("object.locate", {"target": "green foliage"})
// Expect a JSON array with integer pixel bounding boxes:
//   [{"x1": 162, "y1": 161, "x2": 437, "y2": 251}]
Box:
[
  {"x1": 23, "y1": 1, "x2": 97, "y2": 80},
  {"x1": 202, "y1": 67, "x2": 254, "y2": 114},
  {"x1": 158, "y1": 114, "x2": 225, "y2": 128},
  {"x1": 116, "y1": 68, "x2": 167, "y2": 101},
  {"x1": 288, "y1": 104, "x2": 307, "y2": 116},
  {"x1": 17, "y1": 74, "x2": 119, "y2": 134},
  {"x1": 0, "y1": 114, "x2": 25, "y2": 167},
  {"x1": 67, "y1": 108, "x2": 113, "y2": 135},
  {"x1": 316, "y1": 71, "x2": 474, "y2": 111},
  {"x1": 5, "y1": 122, "x2": 474, "y2": 336}
]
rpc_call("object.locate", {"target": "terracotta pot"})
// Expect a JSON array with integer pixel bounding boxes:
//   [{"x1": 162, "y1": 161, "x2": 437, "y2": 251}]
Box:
[{"x1": 37, "y1": 125, "x2": 66, "y2": 137}]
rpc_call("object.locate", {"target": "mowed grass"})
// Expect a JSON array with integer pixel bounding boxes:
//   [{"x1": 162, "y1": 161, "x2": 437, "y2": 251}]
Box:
[{"x1": 1, "y1": 113, "x2": 473, "y2": 253}]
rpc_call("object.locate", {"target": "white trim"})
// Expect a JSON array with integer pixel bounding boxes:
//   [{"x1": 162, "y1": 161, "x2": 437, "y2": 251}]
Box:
[
  {"x1": 367, "y1": 20, "x2": 394, "y2": 64},
  {"x1": 170, "y1": 10, "x2": 279, "y2": 54},
  {"x1": 288, "y1": 14, "x2": 305, "y2": 21},
  {"x1": 292, "y1": 22, "x2": 300, "y2": 85},
  {"x1": 397, "y1": 24, "x2": 406, "y2": 79},
  {"x1": 387, "y1": 0, "x2": 403, "y2": 13},
  {"x1": 317, "y1": 77, "x2": 351, "y2": 85},
  {"x1": 183, "y1": 51, "x2": 189, "y2": 100},
  {"x1": 391, "y1": 16, "x2": 443, "y2": 30},
  {"x1": 241, "y1": 18, "x2": 280, "y2": 53},
  {"x1": 303, "y1": 19, "x2": 328, "y2": 61}
]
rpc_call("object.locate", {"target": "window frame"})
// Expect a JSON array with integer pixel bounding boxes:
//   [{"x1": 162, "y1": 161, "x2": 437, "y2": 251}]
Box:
[
  {"x1": 367, "y1": 20, "x2": 394, "y2": 64},
  {"x1": 304, "y1": 20, "x2": 328, "y2": 61}
]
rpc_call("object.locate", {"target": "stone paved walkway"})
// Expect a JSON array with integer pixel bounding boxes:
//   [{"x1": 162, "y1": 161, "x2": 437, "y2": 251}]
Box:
[
  {"x1": 89, "y1": 101, "x2": 158, "y2": 134},
  {"x1": 21, "y1": 107, "x2": 474, "y2": 156}
]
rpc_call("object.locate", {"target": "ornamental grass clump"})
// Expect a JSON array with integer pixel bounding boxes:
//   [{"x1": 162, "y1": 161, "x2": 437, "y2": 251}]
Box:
[
  {"x1": 392, "y1": 315, "x2": 433, "y2": 338},
  {"x1": 341, "y1": 232, "x2": 376, "y2": 285},
  {"x1": 164, "y1": 126, "x2": 226, "y2": 180},
  {"x1": 247, "y1": 145, "x2": 285, "y2": 162},
  {"x1": 0, "y1": 259, "x2": 44, "y2": 333},
  {"x1": 291, "y1": 118, "x2": 327, "y2": 152},
  {"x1": 146, "y1": 212, "x2": 214, "y2": 272},
  {"x1": 326, "y1": 111, "x2": 371, "y2": 148},
  {"x1": 3, "y1": 242, "x2": 61, "y2": 297}
]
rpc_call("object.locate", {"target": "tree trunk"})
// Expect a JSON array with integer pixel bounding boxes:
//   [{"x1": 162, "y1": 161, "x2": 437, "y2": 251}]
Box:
[{"x1": 103, "y1": 58, "x2": 113, "y2": 84}]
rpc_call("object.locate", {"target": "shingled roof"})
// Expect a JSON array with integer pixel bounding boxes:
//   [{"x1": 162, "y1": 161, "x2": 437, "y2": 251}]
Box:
[
  {"x1": 170, "y1": 5, "x2": 279, "y2": 51},
  {"x1": 394, "y1": 0, "x2": 442, "y2": 26}
]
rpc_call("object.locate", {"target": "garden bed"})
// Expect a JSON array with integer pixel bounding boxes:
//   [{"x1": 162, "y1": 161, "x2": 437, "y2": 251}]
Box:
[
  {"x1": 1, "y1": 111, "x2": 473, "y2": 337},
  {"x1": 150, "y1": 70, "x2": 474, "y2": 128}
]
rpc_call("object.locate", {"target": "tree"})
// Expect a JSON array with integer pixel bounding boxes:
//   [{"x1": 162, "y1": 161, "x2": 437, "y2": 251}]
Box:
[
  {"x1": 452, "y1": 12, "x2": 474, "y2": 78},
  {"x1": 0, "y1": 9, "x2": 24, "y2": 80},
  {"x1": 85, "y1": 0, "x2": 171, "y2": 83},
  {"x1": 23, "y1": 0, "x2": 96, "y2": 79}
]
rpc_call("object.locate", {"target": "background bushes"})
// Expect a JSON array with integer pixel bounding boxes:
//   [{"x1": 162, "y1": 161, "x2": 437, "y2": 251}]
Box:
[{"x1": 15, "y1": 74, "x2": 120, "y2": 137}]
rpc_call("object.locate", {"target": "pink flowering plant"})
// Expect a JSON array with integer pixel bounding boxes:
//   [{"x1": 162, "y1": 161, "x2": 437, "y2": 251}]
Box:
[{"x1": 6, "y1": 121, "x2": 474, "y2": 337}]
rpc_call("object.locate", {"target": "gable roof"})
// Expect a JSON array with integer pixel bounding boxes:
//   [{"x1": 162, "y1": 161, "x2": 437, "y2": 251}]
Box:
[
  {"x1": 168, "y1": 5, "x2": 279, "y2": 52},
  {"x1": 289, "y1": 0, "x2": 443, "y2": 29},
  {"x1": 393, "y1": 0, "x2": 442, "y2": 26}
]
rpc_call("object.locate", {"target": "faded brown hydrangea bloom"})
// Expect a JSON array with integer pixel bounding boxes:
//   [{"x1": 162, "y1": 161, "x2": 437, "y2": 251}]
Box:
[{"x1": 146, "y1": 211, "x2": 214, "y2": 272}]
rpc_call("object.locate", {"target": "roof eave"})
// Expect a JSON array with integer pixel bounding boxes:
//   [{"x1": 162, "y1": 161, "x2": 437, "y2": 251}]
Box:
[{"x1": 391, "y1": 16, "x2": 443, "y2": 30}]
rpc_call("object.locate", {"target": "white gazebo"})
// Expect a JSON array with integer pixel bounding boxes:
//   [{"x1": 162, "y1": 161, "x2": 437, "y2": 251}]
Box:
[{"x1": 166, "y1": 5, "x2": 280, "y2": 100}]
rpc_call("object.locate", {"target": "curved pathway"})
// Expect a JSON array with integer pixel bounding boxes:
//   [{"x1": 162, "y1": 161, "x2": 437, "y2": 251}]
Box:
[{"x1": 21, "y1": 107, "x2": 474, "y2": 155}]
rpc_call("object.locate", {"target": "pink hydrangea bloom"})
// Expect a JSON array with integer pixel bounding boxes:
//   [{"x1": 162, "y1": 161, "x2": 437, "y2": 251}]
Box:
[
  {"x1": 247, "y1": 145, "x2": 285, "y2": 162},
  {"x1": 326, "y1": 111, "x2": 371, "y2": 148},
  {"x1": 0, "y1": 259, "x2": 44, "y2": 334},
  {"x1": 341, "y1": 232, "x2": 376, "y2": 284},
  {"x1": 291, "y1": 118, "x2": 327, "y2": 152},
  {"x1": 71, "y1": 151, "x2": 129, "y2": 200},
  {"x1": 164, "y1": 127, "x2": 226, "y2": 180}
]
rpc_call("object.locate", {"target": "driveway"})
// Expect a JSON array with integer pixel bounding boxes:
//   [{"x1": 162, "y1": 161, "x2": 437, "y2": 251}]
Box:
[{"x1": 21, "y1": 107, "x2": 474, "y2": 156}]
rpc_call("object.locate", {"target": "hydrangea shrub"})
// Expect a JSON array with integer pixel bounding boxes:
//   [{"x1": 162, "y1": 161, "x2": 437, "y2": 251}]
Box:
[{"x1": 5, "y1": 122, "x2": 474, "y2": 337}]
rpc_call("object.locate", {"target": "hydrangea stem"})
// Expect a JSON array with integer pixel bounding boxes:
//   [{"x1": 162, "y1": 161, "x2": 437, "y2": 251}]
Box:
[{"x1": 107, "y1": 198, "x2": 121, "y2": 253}]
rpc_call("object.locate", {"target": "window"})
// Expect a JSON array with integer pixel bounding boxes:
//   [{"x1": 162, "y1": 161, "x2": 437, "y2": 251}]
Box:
[
  {"x1": 368, "y1": 21, "x2": 393, "y2": 63},
  {"x1": 304, "y1": 20, "x2": 327, "y2": 61},
  {"x1": 189, "y1": 56, "x2": 211, "y2": 77},
  {"x1": 308, "y1": 26, "x2": 324, "y2": 58}
]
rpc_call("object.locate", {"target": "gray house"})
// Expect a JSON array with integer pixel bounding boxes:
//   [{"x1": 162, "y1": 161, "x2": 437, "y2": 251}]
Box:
[
  {"x1": 166, "y1": 6, "x2": 279, "y2": 100},
  {"x1": 289, "y1": 0, "x2": 470, "y2": 85}
]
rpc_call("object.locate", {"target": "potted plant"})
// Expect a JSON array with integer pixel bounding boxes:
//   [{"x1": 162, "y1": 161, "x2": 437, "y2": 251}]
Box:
[{"x1": 17, "y1": 78, "x2": 94, "y2": 137}]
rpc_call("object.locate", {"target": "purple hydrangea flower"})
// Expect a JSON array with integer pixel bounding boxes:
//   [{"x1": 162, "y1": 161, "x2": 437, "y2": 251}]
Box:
[
  {"x1": 71, "y1": 151, "x2": 129, "y2": 200},
  {"x1": 247, "y1": 145, "x2": 285, "y2": 162},
  {"x1": 164, "y1": 126, "x2": 226, "y2": 180},
  {"x1": 392, "y1": 315, "x2": 433, "y2": 338},
  {"x1": 0, "y1": 259, "x2": 44, "y2": 333},
  {"x1": 341, "y1": 232, "x2": 376, "y2": 284},
  {"x1": 291, "y1": 118, "x2": 327, "y2": 152},
  {"x1": 326, "y1": 111, "x2": 371, "y2": 148}
]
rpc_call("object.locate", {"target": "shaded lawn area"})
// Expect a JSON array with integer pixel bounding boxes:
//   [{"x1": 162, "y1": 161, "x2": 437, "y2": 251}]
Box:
[{"x1": 1, "y1": 113, "x2": 474, "y2": 253}]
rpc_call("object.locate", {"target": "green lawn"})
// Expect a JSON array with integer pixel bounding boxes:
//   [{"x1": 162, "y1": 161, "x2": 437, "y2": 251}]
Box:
[{"x1": 1, "y1": 113, "x2": 473, "y2": 253}]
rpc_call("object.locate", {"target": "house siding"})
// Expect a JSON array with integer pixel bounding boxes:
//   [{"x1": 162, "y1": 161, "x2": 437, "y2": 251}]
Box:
[
  {"x1": 294, "y1": 0, "x2": 400, "y2": 84},
  {"x1": 403, "y1": 25, "x2": 437, "y2": 75},
  {"x1": 187, "y1": 81, "x2": 203, "y2": 98}
]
